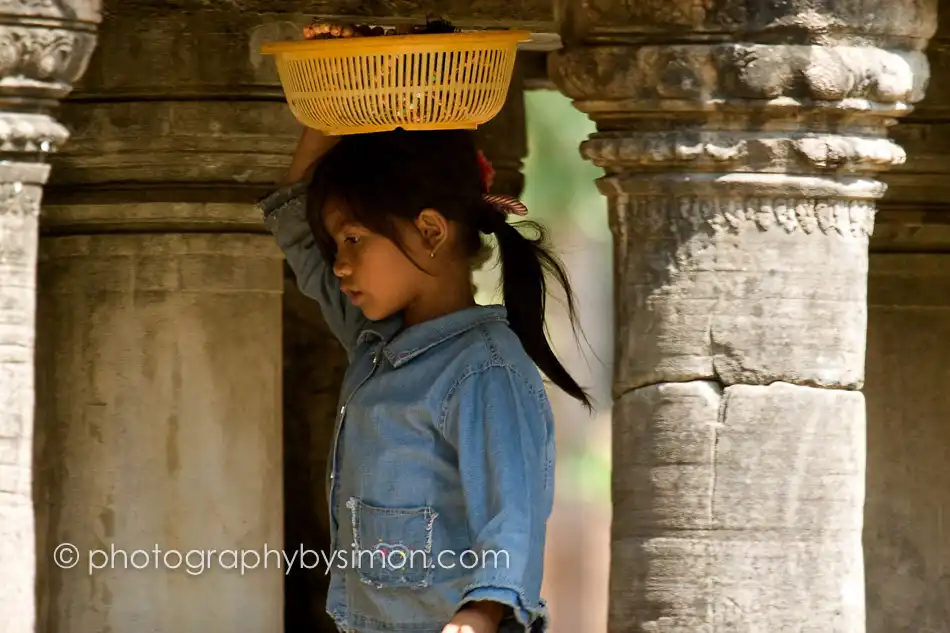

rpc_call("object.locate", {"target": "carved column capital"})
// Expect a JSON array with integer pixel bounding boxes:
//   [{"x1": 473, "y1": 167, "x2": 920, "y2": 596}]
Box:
[
  {"x1": 0, "y1": 1, "x2": 100, "y2": 156},
  {"x1": 548, "y1": 1, "x2": 936, "y2": 188},
  {"x1": 552, "y1": 43, "x2": 930, "y2": 105},
  {"x1": 0, "y1": 23, "x2": 97, "y2": 91},
  {"x1": 550, "y1": 41, "x2": 933, "y2": 182}
]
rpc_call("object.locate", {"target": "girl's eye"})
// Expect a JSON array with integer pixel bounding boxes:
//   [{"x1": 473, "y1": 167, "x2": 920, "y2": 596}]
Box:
[{"x1": 343, "y1": 235, "x2": 361, "y2": 245}]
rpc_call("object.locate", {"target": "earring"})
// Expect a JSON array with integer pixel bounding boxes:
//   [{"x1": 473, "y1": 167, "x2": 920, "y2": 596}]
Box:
[{"x1": 430, "y1": 250, "x2": 435, "y2": 258}]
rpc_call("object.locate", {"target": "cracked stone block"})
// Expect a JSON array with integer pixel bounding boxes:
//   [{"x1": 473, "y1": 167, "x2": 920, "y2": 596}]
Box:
[{"x1": 612, "y1": 381, "x2": 865, "y2": 631}]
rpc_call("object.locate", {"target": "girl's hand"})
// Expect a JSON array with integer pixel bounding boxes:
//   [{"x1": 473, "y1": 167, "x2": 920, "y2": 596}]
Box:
[
  {"x1": 441, "y1": 601, "x2": 504, "y2": 633},
  {"x1": 280, "y1": 19, "x2": 376, "y2": 185}
]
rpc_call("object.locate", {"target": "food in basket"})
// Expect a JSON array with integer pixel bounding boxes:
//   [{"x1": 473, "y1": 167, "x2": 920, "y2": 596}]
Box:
[{"x1": 303, "y1": 18, "x2": 457, "y2": 39}]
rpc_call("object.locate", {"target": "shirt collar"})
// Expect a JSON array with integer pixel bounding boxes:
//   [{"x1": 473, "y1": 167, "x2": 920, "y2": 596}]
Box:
[{"x1": 357, "y1": 304, "x2": 508, "y2": 368}]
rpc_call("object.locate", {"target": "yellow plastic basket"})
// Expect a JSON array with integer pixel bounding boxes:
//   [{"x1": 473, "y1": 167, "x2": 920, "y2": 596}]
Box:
[{"x1": 261, "y1": 30, "x2": 531, "y2": 135}]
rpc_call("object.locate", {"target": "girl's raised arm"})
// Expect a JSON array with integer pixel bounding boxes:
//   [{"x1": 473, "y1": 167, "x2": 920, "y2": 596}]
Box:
[
  {"x1": 258, "y1": 128, "x2": 368, "y2": 357},
  {"x1": 282, "y1": 126, "x2": 337, "y2": 187}
]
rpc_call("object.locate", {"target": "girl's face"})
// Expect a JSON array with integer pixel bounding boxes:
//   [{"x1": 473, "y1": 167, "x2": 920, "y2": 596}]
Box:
[{"x1": 322, "y1": 198, "x2": 430, "y2": 322}]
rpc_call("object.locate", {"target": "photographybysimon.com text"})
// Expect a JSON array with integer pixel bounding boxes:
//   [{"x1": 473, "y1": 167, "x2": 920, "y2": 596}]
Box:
[{"x1": 52, "y1": 542, "x2": 511, "y2": 576}]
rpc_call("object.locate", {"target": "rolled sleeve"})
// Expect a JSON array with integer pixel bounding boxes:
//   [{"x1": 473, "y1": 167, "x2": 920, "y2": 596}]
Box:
[
  {"x1": 458, "y1": 586, "x2": 534, "y2": 629},
  {"x1": 256, "y1": 181, "x2": 368, "y2": 355},
  {"x1": 441, "y1": 363, "x2": 553, "y2": 631}
]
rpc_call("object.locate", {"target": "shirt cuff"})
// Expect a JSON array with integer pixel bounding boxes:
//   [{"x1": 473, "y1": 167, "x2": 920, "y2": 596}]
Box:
[
  {"x1": 255, "y1": 179, "x2": 308, "y2": 220},
  {"x1": 458, "y1": 585, "x2": 545, "y2": 631}
]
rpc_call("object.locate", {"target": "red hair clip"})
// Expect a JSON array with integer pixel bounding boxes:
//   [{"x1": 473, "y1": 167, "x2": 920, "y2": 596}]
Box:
[{"x1": 476, "y1": 150, "x2": 495, "y2": 192}]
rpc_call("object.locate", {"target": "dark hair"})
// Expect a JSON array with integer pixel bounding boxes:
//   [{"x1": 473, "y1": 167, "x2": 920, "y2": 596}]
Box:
[{"x1": 306, "y1": 128, "x2": 592, "y2": 411}]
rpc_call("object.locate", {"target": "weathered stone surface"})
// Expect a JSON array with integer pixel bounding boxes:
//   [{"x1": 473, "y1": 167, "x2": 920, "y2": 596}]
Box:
[
  {"x1": 33, "y1": 232, "x2": 284, "y2": 632},
  {"x1": 558, "y1": 0, "x2": 934, "y2": 43},
  {"x1": 864, "y1": 254, "x2": 950, "y2": 633},
  {"x1": 46, "y1": 9, "x2": 302, "y2": 205},
  {"x1": 46, "y1": 101, "x2": 299, "y2": 193},
  {"x1": 42, "y1": 4, "x2": 390, "y2": 632},
  {"x1": 613, "y1": 381, "x2": 866, "y2": 630},
  {"x1": 40, "y1": 201, "x2": 267, "y2": 234},
  {"x1": 607, "y1": 192, "x2": 871, "y2": 392},
  {"x1": 0, "y1": 163, "x2": 46, "y2": 633},
  {"x1": 550, "y1": 0, "x2": 935, "y2": 630}
]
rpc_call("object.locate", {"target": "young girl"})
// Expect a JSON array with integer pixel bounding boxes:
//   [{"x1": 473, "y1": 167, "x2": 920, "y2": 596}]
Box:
[{"x1": 257, "y1": 60, "x2": 591, "y2": 633}]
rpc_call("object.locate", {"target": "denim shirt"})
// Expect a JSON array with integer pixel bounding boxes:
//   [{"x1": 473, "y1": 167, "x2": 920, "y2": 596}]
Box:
[{"x1": 257, "y1": 181, "x2": 554, "y2": 633}]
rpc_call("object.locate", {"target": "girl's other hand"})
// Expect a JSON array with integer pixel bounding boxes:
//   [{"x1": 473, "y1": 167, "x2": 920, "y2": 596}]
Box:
[{"x1": 441, "y1": 601, "x2": 504, "y2": 633}]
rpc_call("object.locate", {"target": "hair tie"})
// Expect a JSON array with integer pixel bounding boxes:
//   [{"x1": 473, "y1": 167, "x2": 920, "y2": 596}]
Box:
[
  {"x1": 482, "y1": 193, "x2": 528, "y2": 217},
  {"x1": 475, "y1": 150, "x2": 529, "y2": 228}
]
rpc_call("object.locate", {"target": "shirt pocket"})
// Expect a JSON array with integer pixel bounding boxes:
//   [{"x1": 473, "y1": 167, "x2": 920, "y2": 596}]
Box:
[{"x1": 345, "y1": 496, "x2": 437, "y2": 589}]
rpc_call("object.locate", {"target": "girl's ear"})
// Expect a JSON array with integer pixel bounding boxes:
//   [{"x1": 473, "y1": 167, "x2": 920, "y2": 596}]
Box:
[{"x1": 415, "y1": 208, "x2": 449, "y2": 256}]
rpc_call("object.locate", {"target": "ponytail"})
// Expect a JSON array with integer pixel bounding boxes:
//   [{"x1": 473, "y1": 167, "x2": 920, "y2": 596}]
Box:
[{"x1": 488, "y1": 214, "x2": 593, "y2": 412}]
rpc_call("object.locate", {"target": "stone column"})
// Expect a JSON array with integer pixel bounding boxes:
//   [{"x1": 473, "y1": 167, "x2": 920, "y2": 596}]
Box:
[
  {"x1": 866, "y1": 2, "x2": 950, "y2": 630},
  {"x1": 549, "y1": 1, "x2": 935, "y2": 630},
  {"x1": 33, "y1": 5, "x2": 288, "y2": 631},
  {"x1": 0, "y1": 2, "x2": 100, "y2": 632}
]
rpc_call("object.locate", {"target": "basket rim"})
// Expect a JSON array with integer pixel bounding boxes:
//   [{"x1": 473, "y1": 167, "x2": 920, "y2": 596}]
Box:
[{"x1": 260, "y1": 29, "x2": 532, "y2": 56}]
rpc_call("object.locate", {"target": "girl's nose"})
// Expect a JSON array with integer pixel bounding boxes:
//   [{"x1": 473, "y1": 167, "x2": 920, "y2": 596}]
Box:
[{"x1": 333, "y1": 258, "x2": 351, "y2": 278}]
